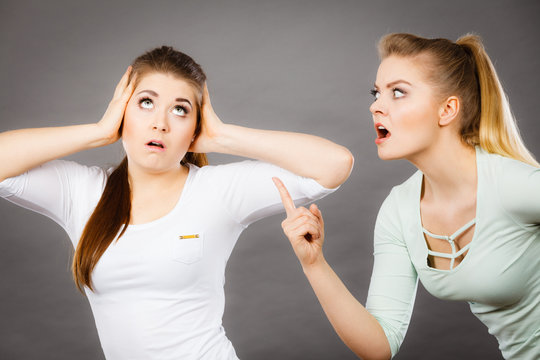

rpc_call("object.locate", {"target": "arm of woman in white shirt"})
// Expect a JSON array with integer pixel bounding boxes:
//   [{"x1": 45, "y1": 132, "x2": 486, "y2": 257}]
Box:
[
  {"x1": 189, "y1": 85, "x2": 354, "y2": 189},
  {"x1": 0, "y1": 67, "x2": 135, "y2": 182}
]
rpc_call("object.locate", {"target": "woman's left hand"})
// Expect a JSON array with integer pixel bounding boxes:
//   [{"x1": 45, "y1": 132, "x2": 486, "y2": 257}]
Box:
[{"x1": 189, "y1": 83, "x2": 225, "y2": 153}]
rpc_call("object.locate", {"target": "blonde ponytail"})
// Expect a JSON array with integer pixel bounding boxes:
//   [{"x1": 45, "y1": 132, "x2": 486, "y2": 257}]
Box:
[{"x1": 456, "y1": 35, "x2": 538, "y2": 167}]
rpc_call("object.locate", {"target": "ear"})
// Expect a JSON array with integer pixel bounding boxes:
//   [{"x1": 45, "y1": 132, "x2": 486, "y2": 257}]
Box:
[{"x1": 438, "y1": 96, "x2": 459, "y2": 127}]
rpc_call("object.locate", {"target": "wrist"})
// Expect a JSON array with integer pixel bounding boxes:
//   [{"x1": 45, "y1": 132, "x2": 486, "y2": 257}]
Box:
[
  {"x1": 207, "y1": 123, "x2": 239, "y2": 154},
  {"x1": 302, "y1": 256, "x2": 328, "y2": 276},
  {"x1": 90, "y1": 123, "x2": 119, "y2": 147}
]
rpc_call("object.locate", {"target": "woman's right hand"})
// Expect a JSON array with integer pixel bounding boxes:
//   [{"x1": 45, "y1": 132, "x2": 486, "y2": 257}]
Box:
[
  {"x1": 96, "y1": 66, "x2": 136, "y2": 145},
  {"x1": 0, "y1": 66, "x2": 137, "y2": 182},
  {"x1": 273, "y1": 177, "x2": 326, "y2": 269}
]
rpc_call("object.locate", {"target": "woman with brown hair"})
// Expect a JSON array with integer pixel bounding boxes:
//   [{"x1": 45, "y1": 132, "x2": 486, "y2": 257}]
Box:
[
  {"x1": 274, "y1": 33, "x2": 539, "y2": 359},
  {"x1": 0, "y1": 46, "x2": 353, "y2": 359}
]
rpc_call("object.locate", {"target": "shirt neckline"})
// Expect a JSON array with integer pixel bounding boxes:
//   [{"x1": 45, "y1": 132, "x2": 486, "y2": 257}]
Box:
[
  {"x1": 124, "y1": 164, "x2": 198, "y2": 232},
  {"x1": 416, "y1": 146, "x2": 482, "y2": 273}
]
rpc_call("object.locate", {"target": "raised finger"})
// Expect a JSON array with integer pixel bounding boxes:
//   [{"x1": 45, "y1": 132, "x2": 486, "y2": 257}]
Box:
[{"x1": 272, "y1": 177, "x2": 296, "y2": 216}]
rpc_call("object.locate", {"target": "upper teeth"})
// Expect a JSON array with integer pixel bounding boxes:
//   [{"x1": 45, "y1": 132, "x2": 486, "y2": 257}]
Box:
[
  {"x1": 149, "y1": 142, "x2": 162, "y2": 147},
  {"x1": 378, "y1": 126, "x2": 386, "y2": 130}
]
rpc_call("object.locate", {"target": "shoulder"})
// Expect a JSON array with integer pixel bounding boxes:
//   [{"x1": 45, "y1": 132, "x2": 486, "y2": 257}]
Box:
[
  {"x1": 477, "y1": 146, "x2": 537, "y2": 174},
  {"x1": 194, "y1": 160, "x2": 262, "y2": 175},
  {"x1": 192, "y1": 159, "x2": 306, "y2": 187},
  {"x1": 375, "y1": 171, "x2": 421, "y2": 236},
  {"x1": 384, "y1": 170, "x2": 422, "y2": 208},
  {"x1": 52, "y1": 160, "x2": 108, "y2": 189},
  {"x1": 56, "y1": 159, "x2": 108, "y2": 177},
  {"x1": 188, "y1": 160, "x2": 257, "y2": 185},
  {"x1": 478, "y1": 147, "x2": 540, "y2": 225},
  {"x1": 477, "y1": 147, "x2": 539, "y2": 190},
  {"x1": 0, "y1": 159, "x2": 107, "y2": 195}
]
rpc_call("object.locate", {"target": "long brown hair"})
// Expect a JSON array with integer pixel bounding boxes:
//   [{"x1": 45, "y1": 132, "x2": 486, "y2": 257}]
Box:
[
  {"x1": 73, "y1": 46, "x2": 208, "y2": 291},
  {"x1": 378, "y1": 33, "x2": 538, "y2": 167}
]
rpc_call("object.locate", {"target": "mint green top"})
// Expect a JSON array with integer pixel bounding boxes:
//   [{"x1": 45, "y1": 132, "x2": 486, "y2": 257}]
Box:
[{"x1": 365, "y1": 147, "x2": 540, "y2": 359}]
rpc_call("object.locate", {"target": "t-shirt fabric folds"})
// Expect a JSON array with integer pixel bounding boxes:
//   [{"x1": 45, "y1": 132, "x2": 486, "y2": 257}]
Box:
[{"x1": 0, "y1": 159, "x2": 336, "y2": 360}]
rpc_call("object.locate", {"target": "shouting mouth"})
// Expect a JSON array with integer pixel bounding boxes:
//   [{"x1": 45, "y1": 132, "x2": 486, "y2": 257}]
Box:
[{"x1": 375, "y1": 123, "x2": 391, "y2": 144}]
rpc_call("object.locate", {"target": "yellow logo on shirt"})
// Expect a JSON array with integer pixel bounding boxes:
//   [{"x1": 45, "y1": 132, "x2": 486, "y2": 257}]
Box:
[{"x1": 179, "y1": 234, "x2": 199, "y2": 239}]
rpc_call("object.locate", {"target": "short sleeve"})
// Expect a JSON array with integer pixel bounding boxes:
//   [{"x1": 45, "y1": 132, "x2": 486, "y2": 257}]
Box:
[
  {"x1": 497, "y1": 157, "x2": 540, "y2": 226},
  {"x1": 204, "y1": 160, "x2": 337, "y2": 227},
  {"x1": 365, "y1": 188, "x2": 418, "y2": 358},
  {"x1": 0, "y1": 160, "x2": 107, "y2": 235}
]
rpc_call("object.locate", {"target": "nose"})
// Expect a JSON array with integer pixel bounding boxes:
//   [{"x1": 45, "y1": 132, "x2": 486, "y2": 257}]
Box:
[
  {"x1": 152, "y1": 112, "x2": 169, "y2": 132},
  {"x1": 369, "y1": 98, "x2": 385, "y2": 116}
]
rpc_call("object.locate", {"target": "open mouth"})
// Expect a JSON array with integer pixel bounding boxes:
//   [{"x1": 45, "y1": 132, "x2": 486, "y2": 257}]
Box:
[
  {"x1": 146, "y1": 141, "x2": 164, "y2": 149},
  {"x1": 377, "y1": 126, "x2": 389, "y2": 138},
  {"x1": 375, "y1": 123, "x2": 391, "y2": 144}
]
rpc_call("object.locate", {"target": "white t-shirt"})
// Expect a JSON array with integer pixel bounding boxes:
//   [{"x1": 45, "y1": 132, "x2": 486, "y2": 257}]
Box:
[{"x1": 0, "y1": 159, "x2": 336, "y2": 359}]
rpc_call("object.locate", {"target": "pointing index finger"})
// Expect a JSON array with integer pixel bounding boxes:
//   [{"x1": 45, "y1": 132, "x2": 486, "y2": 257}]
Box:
[{"x1": 272, "y1": 177, "x2": 296, "y2": 216}]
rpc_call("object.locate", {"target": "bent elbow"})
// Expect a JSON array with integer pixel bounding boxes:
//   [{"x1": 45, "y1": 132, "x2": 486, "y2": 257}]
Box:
[
  {"x1": 342, "y1": 148, "x2": 355, "y2": 180},
  {"x1": 328, "y1": 147, "x2": 354, "y2": 189}
]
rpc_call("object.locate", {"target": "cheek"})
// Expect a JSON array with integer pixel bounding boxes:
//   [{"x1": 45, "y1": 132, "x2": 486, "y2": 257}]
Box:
[
  {"x1": 395, "y1": 102, "x2": 438, "y2": 133},
  {"x1": 169, "y1": 117, "x2": 197, "y2": 146},
  {"x1": 120, "y1": 106, "x2": 144, "y2": 152},
  {"x1": 122, "y1": 104, "x2": 138, "y2": 135}
]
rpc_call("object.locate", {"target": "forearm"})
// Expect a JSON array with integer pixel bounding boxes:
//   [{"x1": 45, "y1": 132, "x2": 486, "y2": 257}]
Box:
[
  {"x1": 211, "y1": 124, "x2": 354, "y2": 188},
  {"x1": 303, "y1": 260, "x2": 391, "y2": 360},
  {"x1": 0, "y1": 67, "x2": 134, "y2": 182},
  {"x1": 0, "y1": 124, "x2": 111, "y2": 181}
]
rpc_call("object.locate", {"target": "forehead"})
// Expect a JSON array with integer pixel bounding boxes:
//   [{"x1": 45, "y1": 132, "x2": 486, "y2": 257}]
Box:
[
  {"x1": 135, "y1": 72, "x2": 197, "y2": 102},
  {"x1": 375, "y1": 55, "x2": 431, "y2": 87}
]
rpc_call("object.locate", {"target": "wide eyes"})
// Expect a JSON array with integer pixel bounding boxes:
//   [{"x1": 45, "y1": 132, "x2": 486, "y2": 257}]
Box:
[
  {"x1": 137, "y1": 97, "x2": 189, "y2": 116},
  {"x1": 140, "y1": 98, "x2": 154, "y2": 109},
  {"x1": 370, "y1": 88, "x2": 406, "y2": 101},
  {"x1": 172, "y1": 106, "x2": 186, "y2": 116},
  {"x1": 393, "y1": 88, "x2": 405, "y2": 98},
  {"x1": 370, "y1": 89, "x2": 380, "y2": 100}
]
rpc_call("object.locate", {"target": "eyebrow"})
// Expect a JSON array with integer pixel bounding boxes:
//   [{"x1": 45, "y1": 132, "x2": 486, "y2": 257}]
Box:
[
  {"x1": 373, "y1": 79, "x2": 412, "y2": 89},
  {"x1": 136, "y1": 89, "x2": 193, "y2": 107}
]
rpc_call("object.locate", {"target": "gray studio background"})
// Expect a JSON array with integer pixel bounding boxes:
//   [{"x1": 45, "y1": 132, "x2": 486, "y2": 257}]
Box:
[{"x1": 1, "y1": 1, "x2": 538, "y2": 359}]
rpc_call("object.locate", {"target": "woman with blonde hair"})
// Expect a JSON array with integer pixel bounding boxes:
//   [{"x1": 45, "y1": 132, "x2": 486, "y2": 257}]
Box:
[
  {"x1": 274, "y1": 33, "x2": 539, "y2": 359},
  {"x1": 0, "y1": 46, "x2": 353, "y2": 359}
]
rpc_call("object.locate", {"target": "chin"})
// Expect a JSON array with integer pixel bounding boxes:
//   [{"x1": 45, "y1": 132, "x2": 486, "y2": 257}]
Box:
[{"x1": 377, "y1": 146, "x2": 403, "y2": 161}]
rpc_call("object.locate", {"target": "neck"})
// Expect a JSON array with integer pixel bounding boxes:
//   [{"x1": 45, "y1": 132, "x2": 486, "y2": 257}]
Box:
[
  {"x1": 128, "y1": 163, "x2": 189, "y2": 196},
  {"x1": 410, "y1": 138, "x2": 477, "y2": 202}
]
